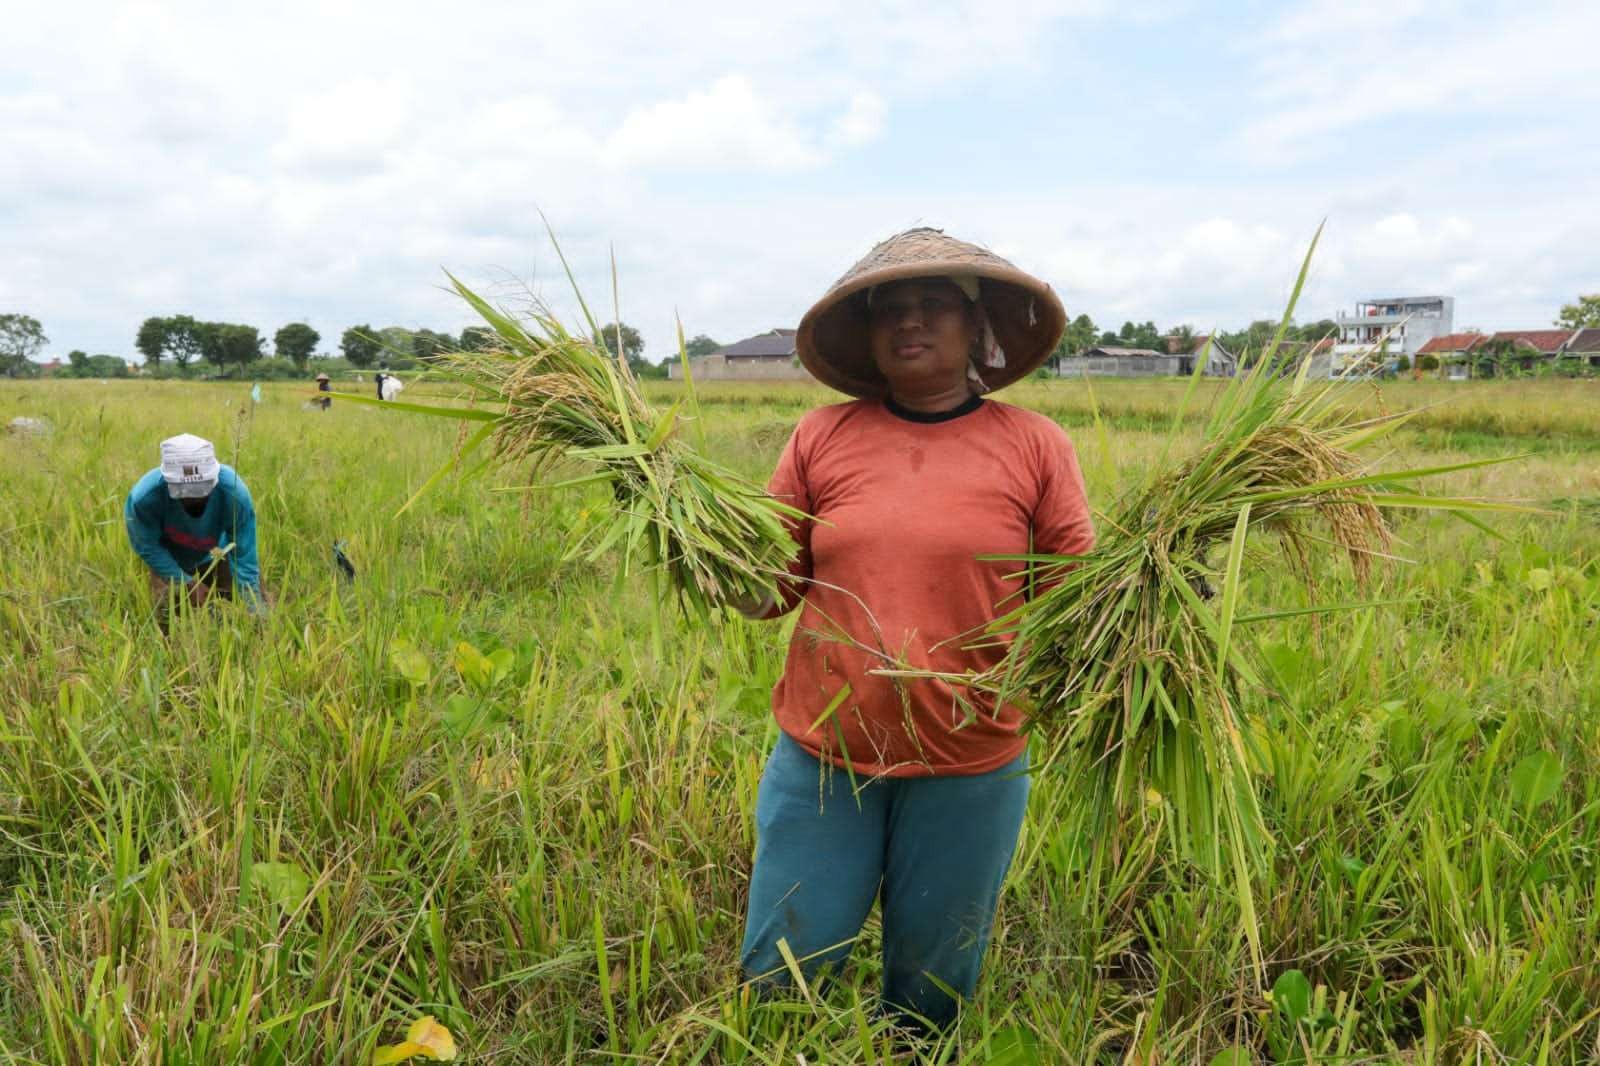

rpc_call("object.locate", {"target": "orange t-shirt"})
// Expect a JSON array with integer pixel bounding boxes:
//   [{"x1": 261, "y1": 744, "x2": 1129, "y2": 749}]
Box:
[{"x1": 765, "y1": 396, "x2": 1095, "y2": 777}]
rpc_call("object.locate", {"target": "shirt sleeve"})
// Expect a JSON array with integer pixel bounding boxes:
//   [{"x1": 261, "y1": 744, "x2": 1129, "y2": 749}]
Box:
[
  {"x1": 220, "y1": 477, "x2": 263, "y2": 602},
  {"x1": 1032, "y1": 422, "x2": 1096, "y2": 559},
  {"x1": 760, "y1": 417, "x2": 817, "y2": 617},
  {"x1": 124, "y1": 480, "x2": 190, "y2": 583}
]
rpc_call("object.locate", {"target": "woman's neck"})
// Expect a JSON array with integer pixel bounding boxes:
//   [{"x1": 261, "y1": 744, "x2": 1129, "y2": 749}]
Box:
[{"x1": 887, "y1": 380, "x2": 974, "y2": 414}]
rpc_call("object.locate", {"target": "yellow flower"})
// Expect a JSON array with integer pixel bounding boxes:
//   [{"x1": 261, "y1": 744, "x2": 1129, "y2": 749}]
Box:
[{"x1": 373, "y1": 1016, "x2": 457, "y2": 1063}]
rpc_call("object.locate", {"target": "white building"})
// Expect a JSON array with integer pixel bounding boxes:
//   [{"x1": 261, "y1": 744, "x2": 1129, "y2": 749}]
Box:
[{"x1": 1332, "y1": 295, "x2": 1454, "y2": 375}]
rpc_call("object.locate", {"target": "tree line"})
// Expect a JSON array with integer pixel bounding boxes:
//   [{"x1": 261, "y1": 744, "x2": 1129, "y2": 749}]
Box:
[
  {"x1": 1049, "y1": 313, "x2": 1342, "y2": 366},
  {"x1": 0, "y1": 309, "x2": 722, "y2": 380},
  {"x1": 7, "y1": 295, "x2": 1596, "y2": 381}
]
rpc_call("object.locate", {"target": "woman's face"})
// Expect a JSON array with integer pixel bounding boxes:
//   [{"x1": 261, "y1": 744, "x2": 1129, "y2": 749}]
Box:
[{"x1": 866, "y1": 278, "x2": 979, "y2": 396}]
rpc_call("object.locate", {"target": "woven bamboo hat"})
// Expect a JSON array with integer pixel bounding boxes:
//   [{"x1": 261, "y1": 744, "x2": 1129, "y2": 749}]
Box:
[{"x1": 796, "y1": 227, "x2": 1066, "y2": 398}]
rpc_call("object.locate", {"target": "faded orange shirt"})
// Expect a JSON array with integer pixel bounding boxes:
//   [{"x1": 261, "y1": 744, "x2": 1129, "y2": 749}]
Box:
[{"x1": 765, "y1": 395, "x2": 1095, "y2": 777}]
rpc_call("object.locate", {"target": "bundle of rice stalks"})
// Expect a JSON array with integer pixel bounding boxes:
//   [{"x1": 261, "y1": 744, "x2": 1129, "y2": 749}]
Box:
[
  {"x1": 967, "y1": 231, "x2": 1522, "y2": 973},
  {"x1": 346, "y1": 260, "x2": 801, "y2": 617}
]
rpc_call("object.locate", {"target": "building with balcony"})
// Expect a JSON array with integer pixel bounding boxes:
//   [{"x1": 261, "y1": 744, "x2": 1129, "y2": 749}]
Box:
[{"x1": 1332, "y1": 295, "x2": 1454, "y2": 376}]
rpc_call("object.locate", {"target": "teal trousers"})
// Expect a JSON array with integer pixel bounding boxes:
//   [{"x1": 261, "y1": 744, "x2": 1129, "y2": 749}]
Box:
[{"x1": 739, "y1": 733, "x2": 1030, "y2": 1027}]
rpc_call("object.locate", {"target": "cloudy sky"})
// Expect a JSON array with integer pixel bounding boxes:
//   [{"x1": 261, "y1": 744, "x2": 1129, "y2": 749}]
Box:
[{"x1": 5, "y1": 0, "x2": 1597, "y2": 363}]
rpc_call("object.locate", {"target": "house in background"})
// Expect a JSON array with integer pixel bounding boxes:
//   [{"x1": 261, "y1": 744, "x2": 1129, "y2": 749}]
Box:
[
  {"x1": 1332, "y1": 295, "x2": 1454, "y2": 376},
  {"x1": 1483, "y1": 329, "x2": 1573, "y2": 376},
  {"x1": 1161, "y1": 334, "x2": 1238, "y2": 377},
  {"x1": 1056, "y1": 346, "x2": 1180, "y2": 377},
  {"x1": 666, "y1": 328, "x2": 812, "y2": 382},
  {"x1": 1417, "y1": 332, "x2": 1490, "y2": 379},
  {"x1": 1562, "y1": 328, "x2": 1600, "y2": 371}
]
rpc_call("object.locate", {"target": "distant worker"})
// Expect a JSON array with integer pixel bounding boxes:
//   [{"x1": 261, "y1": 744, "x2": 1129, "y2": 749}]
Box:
[
  {"x1": 380, "y1": 373, "x2": 404, "y2": 401},
  {"x1": 375, "y1": 371, "x2": 387, "y2": 399},
  {"x1": 315, "y1": 372, "x2": 332, "y2": 410},
  {"x1": 124, "y1": 433, "x2": 264, "y2": 625}
]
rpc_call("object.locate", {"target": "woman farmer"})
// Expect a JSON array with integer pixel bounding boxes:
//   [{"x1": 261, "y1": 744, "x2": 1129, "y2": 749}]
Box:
[
  {"x1": 739, "y1": 228, "x2": 1095, "y2": 1029},
  {"x1": 315, "y1": 372, "x2": 333, "y2": 410}
]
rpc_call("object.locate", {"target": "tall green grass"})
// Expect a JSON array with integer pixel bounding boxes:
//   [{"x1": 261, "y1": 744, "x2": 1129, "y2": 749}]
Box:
[{"x1": 1, "y1": 377, "x2": 1597, "y2": 1063}]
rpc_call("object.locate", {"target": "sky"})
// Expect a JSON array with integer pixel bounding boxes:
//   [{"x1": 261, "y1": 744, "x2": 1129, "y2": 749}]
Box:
[{"x1": 4, "y1": 0, "x2": 1598, "y2": 364}]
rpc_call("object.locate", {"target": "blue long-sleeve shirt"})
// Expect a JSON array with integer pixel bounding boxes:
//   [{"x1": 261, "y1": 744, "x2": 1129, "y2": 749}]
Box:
[{"x1": 124, "y1": 464, "x2": 261, "y2": 601}]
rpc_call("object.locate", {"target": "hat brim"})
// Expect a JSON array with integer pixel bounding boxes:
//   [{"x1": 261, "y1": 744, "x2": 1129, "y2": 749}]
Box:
[{"x1": 796, "y1": 260, "x2": 1066, "y2": 399}]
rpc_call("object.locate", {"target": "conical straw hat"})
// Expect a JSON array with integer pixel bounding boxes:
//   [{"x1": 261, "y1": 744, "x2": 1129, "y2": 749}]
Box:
[{"x1": 796, "y1": 227, "x2": 1066, "y2": 398}]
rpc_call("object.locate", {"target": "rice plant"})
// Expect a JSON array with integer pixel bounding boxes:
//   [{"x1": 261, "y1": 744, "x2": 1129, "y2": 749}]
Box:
[{"x1": 342, "y1": 262, "x2": 801, "y2": 618}]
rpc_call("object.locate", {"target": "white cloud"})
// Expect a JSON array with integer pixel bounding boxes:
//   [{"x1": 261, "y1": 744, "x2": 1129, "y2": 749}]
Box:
[
  {"x1": 602, "y1": 76, "x2": 821, "y2": 170},
  {"x1": 1235, "y1": 0, "x2": 1600, "y2": 160},
  {"x1": 272, "y1": 79, "x2": 414, "y2": 174},
  {"x1": 828, "y1": 93, "x2": 887, "y2": 148}
]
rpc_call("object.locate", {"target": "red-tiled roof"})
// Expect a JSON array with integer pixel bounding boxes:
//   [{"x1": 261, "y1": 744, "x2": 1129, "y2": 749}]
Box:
[
  {"x1": 1417, "y1": 332, "x2": 1489, "y2": 355},
  {"x1": 1490, "y1": 329, "x2": 1572, "y2": 353}
]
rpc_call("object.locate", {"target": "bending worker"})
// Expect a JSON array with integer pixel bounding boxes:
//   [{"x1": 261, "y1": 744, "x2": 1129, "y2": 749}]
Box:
[{"x1": 124, "y1": 433, "x2": 264, "y2": 620}]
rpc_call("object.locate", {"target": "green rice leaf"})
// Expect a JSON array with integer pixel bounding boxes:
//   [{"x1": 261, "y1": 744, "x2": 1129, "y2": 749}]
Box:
[{"x1": 334, "y1": 391, "x2": 501, "y2": 422}]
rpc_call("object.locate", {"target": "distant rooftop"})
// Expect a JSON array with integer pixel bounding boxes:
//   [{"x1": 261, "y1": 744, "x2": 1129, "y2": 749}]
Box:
[
  {"x1": 1490, "y1": 329, "x2": 1572, "y2": 353},
  {"x1": 1417, "y1": 332, "x2": 1489, "y2": 355},
  {"x1": 1084, "y1": 346, "x2": 1167, "y2": 358},
  {"x1": 716, "y1": 328, "x2": 797, "y2": 359},
  {"x1": 1565, "y1": 328, "x2": 1600, "y2": 353}
]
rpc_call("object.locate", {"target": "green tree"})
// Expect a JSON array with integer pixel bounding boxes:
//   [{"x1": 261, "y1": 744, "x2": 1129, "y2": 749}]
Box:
[
  {"x1": 87, "y1": 354, "x2": 129, "y2": 378},
  {"x1": 217, "y1": 324, "x2": 264, "y2": 375},
  {"x1": 597, "y1": 321, "x2": 652, "y2": 376},
  {"x1": 61, "y1": 350, "x2": 127, "y2": 378},
  {"x1": 411, "y1": 328, "x2": 453, "y2": 364},
  {"x1": 1051, "y1": 313, "x2": 1098, "y2": 366},
  {"x1": 684, "y1": 333, "x2": 721, "y2": 358},
  {"x1": 0, "y1": 313, "x2": 48, "y2": 377},
  {"x1": 341, "y1": 325, "x2": 382, "y2": 368},
  {"x1": 197, "y1": 322, "x2": 227, "y2": 373},
  {"x1": 1226, "y1": 320, "x2": 1280, "y2": 366},
  {"x1": 459, "y1": 326, "x2": 496, "y2": 352},
  {"x1": 597, "y1": 321, "x2": 645, "y2": 360},
  {"x1": 1295, "y1": 319, "x2": 1339, "y2": 342},
  {"x1": 136, "y1": 317, "x2": 168, "y2": 368},
  {"x1": 1474, "y1": 337, "x2": 1528, "y2": 378},
  {"x1": 274, "y1": 322, "x2": 321, "y2": 370},
  {"x1": 1133, "y1": 320, "x2": 1162, "y2": 350},
  {"x1": 164, "y1": 315, "x2": 204, "y2": 373},
  {"x1": 1556, "y1": 294, "x2": 1600, "y2": 330}
]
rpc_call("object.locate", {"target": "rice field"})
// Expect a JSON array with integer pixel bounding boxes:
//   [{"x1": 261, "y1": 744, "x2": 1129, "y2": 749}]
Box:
[{"x1": 2, "y1": 375, "x2": 1598, "y2": 1064}]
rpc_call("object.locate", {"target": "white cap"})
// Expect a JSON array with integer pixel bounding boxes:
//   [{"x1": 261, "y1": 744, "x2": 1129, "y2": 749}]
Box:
[{"x1": 159, "y1": 433, "x2": 220, "y2": 498}]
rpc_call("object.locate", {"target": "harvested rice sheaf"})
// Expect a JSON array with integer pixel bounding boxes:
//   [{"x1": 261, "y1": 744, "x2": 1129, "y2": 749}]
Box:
[
  {"x1": 977, "y1": 339, "x2": 1516, "y2": 976},
  {"x1": 428, "y1": 273, "x2": 802, "y2": 617}
]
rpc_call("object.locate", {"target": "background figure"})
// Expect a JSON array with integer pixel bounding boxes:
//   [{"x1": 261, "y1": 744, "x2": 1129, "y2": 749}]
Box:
[
  {"x1": 124, "y1": 433, "x2": 265, "y2": 628},
  {"x1": 315, "y1": 372, "x2": 332, "y2": 410},
  {"x1": 380, "y1": 373, "x2": 404, "y2": 401}
]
